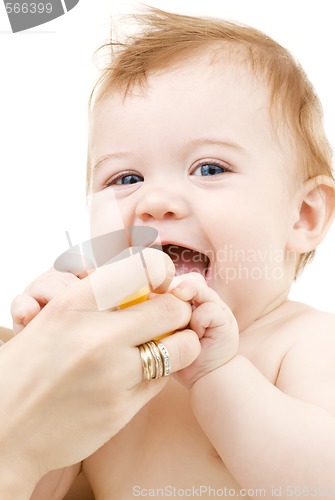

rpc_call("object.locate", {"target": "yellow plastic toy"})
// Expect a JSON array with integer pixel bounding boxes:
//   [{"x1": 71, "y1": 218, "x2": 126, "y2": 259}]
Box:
[{"x1": 119, "y1": 287, "x2": 150, "y2": 309}]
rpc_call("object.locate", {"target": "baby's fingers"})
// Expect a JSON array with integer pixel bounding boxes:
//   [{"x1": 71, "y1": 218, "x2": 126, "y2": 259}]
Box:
[
  {"x1": 24, "y1": 270, "x2": 80, "y2": 305},
  {"x1": 171, "y1": 275, "x2": 223, "y2": 307},
  {"x1": 189, "y1": 302, "x2": 226, "y2": 339},
  {"x1": 11, "y1": 271, "x2": 80, "y2": 334},
  {"x1": 189, "y1": 301, "x2": 238, "y2": 341},
  {"x1": 11, "y1": 295, "x2": 41, "y2": 334}
]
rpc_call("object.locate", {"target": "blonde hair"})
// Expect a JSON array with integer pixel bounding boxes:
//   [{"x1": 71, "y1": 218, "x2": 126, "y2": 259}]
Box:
[{"x1": 88, "y1": 6, "x2": 334, "y2": 274}]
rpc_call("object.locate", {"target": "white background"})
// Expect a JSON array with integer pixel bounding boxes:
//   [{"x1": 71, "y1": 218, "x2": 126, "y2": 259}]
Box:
[{"x1": 0, "y1": 0, "x2": 334, "y2": 328}]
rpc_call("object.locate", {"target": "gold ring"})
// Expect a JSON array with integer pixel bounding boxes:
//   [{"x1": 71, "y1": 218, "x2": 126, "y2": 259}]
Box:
[
  {"x1": 138, "y1": 340, "x2": 171, "y2": 381},
  {"x1": 155, "y1": 342, "x2": 171, "y2": 376},
  {"x1": 146, "y1": 341, "x2": 164, "y2": 378},
  {"x1": 139, "y1": 345, "x2": 150, "y2": 381}
]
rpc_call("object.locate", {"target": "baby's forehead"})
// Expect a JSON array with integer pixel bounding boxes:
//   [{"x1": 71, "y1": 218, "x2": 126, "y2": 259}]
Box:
[
  {"x1": 89, "y1": 56, "x2": 298, "y2": 186},
  {"x1": 92, "y1": 53, "x2": 272, "y2": 119},
  {"x1": 90, "y1": 54, "x2": 285, "y2": 158}
]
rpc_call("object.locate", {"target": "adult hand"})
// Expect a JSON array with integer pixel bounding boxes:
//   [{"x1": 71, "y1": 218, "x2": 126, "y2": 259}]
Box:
[{"x1": 0, "y1": 248, "x2": 200, "y2": 497}]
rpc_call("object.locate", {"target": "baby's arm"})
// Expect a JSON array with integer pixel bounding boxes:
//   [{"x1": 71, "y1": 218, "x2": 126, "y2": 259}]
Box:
[{"x1": 187, "y1": 307, "x2": 335, "y2": 496}]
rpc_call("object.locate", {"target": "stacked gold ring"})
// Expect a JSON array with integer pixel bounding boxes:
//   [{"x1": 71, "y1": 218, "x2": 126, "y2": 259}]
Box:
[{"x1": 138, "y1": 341, "x2": 171, "y2": 381}]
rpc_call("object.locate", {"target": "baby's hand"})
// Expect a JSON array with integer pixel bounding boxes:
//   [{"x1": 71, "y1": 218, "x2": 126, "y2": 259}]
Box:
[
  {"x1": 11, "y1": 269, "x2": 80, "y2": 334},
  {"x1": 171, "y1": 273, "x2": 239, "y2": 388}
]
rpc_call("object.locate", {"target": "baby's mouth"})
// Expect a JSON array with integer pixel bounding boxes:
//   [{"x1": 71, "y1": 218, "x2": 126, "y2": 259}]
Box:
[{"x1": 162, "y1": 244, "x2": 210, "y2": 278}]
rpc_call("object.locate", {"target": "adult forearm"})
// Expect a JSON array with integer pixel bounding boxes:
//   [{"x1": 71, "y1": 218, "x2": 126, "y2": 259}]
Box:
[
  {"x1": 0, "y1": 482, "x2": 33, "y2": 499},
  {"x1": 0, "y1": 459, "x2": 36, "y2": 499},
  {"x1": 191, "y1": 355, "x2": 335, "y2": 493},
  {"x1": 0, "y1": 344, "x2": 43, "y2": 498}
]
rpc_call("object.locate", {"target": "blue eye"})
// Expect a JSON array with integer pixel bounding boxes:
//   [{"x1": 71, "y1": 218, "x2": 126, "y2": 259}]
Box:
[
  {"x1": 107, "y1": 172, "x2": 144, "y2": 186},
  {"x1": 117, "y1": 174, "x2": 143, "y2": 185},
  {"x1": 192, "y1": 163, "x2": 228, "y2": 177}
]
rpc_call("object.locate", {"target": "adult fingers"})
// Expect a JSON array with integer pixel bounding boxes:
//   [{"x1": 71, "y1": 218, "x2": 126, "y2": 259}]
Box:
[
  {"x1": 130, "y1": 329, "x2": 200, "y2": 386},
  {"x1": 158, "y1": 329, "x2": 201, "y2": 372},
  {"x1": 110, "y1": 292, "x2": 193, "y2": 346},
  {"x1": 58, "y1": 247, "x2": 175, "y2": 311},
  {"x1": 61, "y1": 290, "x2": 193, "y2": 350}
]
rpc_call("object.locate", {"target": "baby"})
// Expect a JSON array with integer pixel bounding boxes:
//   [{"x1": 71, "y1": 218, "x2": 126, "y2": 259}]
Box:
[{"x1": 12, "y1": 7, "x2": 335, "y2": 499}]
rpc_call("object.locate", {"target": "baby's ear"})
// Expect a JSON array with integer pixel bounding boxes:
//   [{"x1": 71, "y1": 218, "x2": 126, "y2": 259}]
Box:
[{"x1": 287, "y1": 175, "x2": 335, "y2": 253}]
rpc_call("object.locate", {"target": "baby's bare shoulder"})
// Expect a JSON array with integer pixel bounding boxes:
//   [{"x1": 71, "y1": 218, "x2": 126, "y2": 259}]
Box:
[
  {"x1": 287, "y1": 305, "x2": 335, "y2": 342},
  {"x1": 275, "y1": 305, "x2": 335, "y2": 414}
]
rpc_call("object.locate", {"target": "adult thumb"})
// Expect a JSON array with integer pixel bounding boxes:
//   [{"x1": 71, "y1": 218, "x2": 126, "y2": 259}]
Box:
[{"x1": 60, "y1": 247, "x2": 175, "y2": 311}]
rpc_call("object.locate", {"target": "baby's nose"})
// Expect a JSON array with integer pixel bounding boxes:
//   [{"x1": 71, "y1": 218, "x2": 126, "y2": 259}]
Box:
[{"x1": 135, "y1": 188, "x2": 190, "y2": 221}]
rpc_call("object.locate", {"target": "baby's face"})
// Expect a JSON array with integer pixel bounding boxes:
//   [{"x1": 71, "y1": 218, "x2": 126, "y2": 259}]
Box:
[{"x1": 89, "y1": 54, "x2": 297, "y2": 329}]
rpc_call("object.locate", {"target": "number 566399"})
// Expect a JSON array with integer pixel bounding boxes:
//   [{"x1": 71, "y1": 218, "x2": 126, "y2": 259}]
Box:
[{"x1": 5, "y1": 3, "x2": 53, "y2": 15}]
